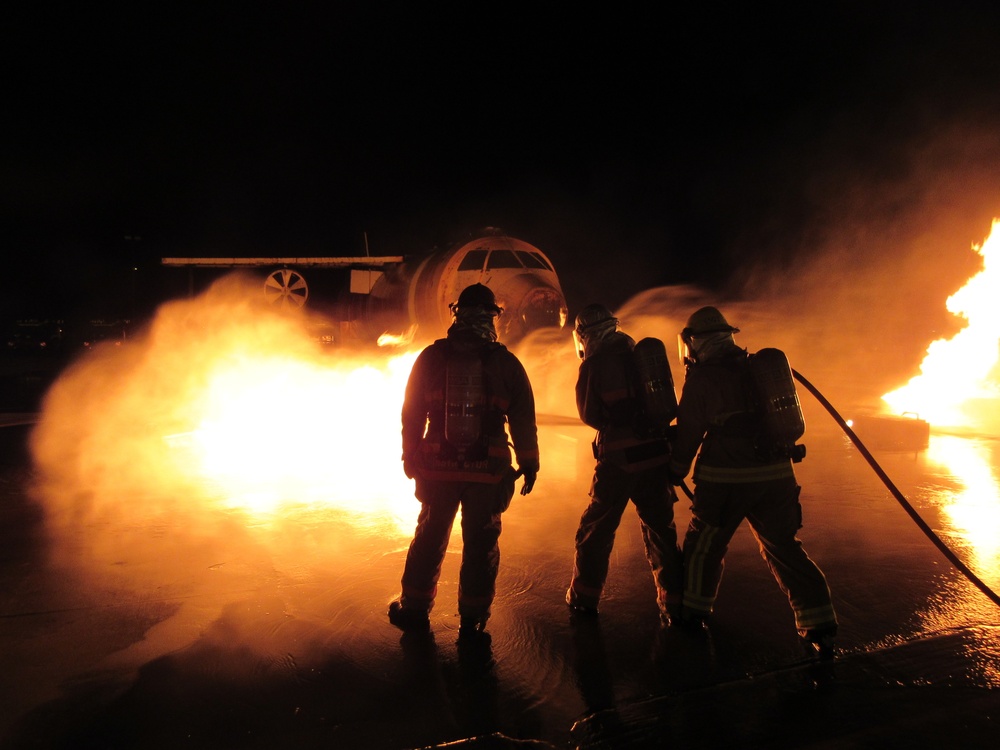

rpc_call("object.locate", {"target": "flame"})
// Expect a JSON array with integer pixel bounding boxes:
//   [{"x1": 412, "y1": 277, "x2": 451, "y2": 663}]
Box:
[
  {"x1": 184, "y1": 350, "x2": 419, "y2": 518},
  {"x1": 31, "y1": 273, "x2": 422, "y2": 536},
  {"x1": 882, "y1": 219, "x2": 1000, "y2": 428},
  {"x1": 377, "y1": 325, "x2": 417, "y2": 347}
]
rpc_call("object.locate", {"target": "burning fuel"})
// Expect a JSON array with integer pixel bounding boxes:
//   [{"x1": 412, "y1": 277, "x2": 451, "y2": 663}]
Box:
[
  {"x1": 882, "y1": 219, "x2": 1000, "y2": 429},
  {"x1": 23, "y1": 271, "x2": 591, "y2": 606},
  {"x1": 30, "y1": 273, "x2": 422, "y2": 538}
]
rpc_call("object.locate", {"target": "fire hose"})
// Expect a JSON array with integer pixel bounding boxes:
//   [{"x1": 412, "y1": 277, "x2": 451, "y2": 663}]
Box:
[
  {"x1": 791, "y1": 370, "x2": 1000, "y2": 609},
  {"x1": 675, "y1": 370, "x2": 1000, "y2": 609}
]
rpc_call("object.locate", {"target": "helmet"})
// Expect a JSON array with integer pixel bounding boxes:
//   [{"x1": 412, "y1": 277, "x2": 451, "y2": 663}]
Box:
[
  {"x1": 681, "y1": 306, "x2": 739, "y2": 341},
  {"x1": 574, "y1": 304, "x2": 617, "y2": 336},
  {"x1": 573, "y1": 303, "x2": 618, "y2": 359},
  {"x1": 452, "y1": 283, "x2": 503, "y2": 315}
]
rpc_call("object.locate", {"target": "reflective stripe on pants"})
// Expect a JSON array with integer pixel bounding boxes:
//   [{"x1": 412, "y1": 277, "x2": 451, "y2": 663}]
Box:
[{"x1": 682, "y1": 477, "x2": 837, "y2": 630}]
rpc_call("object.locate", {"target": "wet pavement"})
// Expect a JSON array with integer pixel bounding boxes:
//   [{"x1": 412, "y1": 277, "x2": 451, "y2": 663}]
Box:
[{"x1": 2, "y1": 407, "x2": 1000, "y2": 749}]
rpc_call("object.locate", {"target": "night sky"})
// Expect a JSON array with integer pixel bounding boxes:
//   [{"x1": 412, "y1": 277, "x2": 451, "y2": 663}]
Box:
[{"x1": 7, "y1": 3, "x2": 1000, "y2": 324}]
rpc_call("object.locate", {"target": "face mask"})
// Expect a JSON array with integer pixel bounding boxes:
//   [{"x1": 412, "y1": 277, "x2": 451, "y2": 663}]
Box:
[
  {"x1": 678, "y1": 333, "x2": 696, "y2": 366},
  {"x1": 573, "y1": 319, "x2": 617, "y2": 360}
]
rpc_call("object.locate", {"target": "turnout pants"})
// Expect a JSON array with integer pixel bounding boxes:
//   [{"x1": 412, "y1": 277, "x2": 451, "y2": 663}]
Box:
[
  {"x1": 399, "y1": 473, "x2": 515, "y2": 621},
  {"x1": 682, "y1": 477, "x2": 838, "y2": 632},
  {"x1": 567, "y1": 462, "x2": 683, "y2": 616}
]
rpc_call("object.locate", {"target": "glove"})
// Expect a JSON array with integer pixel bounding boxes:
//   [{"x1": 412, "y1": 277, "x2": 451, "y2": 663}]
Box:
[
  {"x1": 519, "y1": 469, "x2": 537, "y2": 496},
  {"x1": 402, "y1": 455, "x2": 417, "y2": 480},
  {"x1": 514, "y1": 460, "x2": 538, "y2": 495}
]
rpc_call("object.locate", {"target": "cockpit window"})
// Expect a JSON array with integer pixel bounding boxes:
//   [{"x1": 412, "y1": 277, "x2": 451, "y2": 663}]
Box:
[
  {"x1": 532, "y1": 252, "x2": 554, "y2": 270},
  {"x1": 458, "y1": 249, "x2": 488, "y2": 271},
  {"x1": 516, "y1": 251, "x2": 550, "y2": 270},
  {"x1": 486, "y1": 250, "x2": 523, "y2": 269}
]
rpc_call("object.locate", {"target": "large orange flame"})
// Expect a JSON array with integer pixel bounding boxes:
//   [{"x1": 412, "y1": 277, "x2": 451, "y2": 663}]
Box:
[
  {"x1": 882, "y1": 219, "x2": 1000, "y2": 429},
  {"x1": 31, "y1": 273, "x2": 422, "y2": 535}
]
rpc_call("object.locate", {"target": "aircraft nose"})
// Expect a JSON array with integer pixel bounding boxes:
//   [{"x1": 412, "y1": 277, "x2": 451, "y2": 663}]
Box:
[{"x1": 517, "y1": 286, "x2": 567, "y2": 332}]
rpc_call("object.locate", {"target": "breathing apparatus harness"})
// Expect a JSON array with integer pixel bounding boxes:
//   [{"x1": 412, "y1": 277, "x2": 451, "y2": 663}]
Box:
[{"x1": 441, "y1": 292, "x2": 505, "y2": 462}]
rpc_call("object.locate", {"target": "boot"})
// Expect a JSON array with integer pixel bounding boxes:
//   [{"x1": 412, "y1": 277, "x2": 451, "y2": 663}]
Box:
[
  {"x1": 459, "y1": 615, "x2": 488, "y2": 639},
  {"x1": 388, "y1": 600, "x2": 430, "y2": 634},
  {"x1": 800, "y1": 627, "x2": 836, "y2": 661}
]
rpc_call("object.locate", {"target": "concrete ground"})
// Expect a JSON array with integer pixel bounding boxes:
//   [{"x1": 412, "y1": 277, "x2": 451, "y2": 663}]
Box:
[{"x1": 2, "y1": 404, "x2": 999, "y2": 749}]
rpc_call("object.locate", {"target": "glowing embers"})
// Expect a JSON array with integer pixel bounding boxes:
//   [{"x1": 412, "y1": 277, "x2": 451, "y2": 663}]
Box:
[{"x1": 882, "y1": 219, "x2": 1000, "y2": 430}]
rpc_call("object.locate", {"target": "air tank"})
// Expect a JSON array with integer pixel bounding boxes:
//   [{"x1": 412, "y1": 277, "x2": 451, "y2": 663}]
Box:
[
  {"x1": 633, "y1": 337, "x2": 677, "y2": 434},
  {"x1": 444, "y1": 352, "x2": 485, "y2": 454},
  {"x1": 748, "y1": 347, "x2": 807, "y2": 461}
]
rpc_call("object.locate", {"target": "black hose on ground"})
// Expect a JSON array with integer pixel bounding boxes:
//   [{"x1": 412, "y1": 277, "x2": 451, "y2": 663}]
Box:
[{"x1": 792, "y1": 368, "x2": 1000, "y2": 610}]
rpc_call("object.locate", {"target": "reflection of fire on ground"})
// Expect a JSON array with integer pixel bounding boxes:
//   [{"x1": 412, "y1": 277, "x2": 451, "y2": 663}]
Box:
[
  {"x1": 927, "y1": 435, "x2": 1000, "y2": 575},
  {"x1": 917, "y1": 433, "x2": 1000, "y2": 673}
]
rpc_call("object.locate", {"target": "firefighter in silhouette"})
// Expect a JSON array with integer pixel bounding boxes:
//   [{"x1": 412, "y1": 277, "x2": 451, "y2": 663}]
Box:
[
  {"x1": 669, "y1": 306, "x2": 838, "y2": 657},
  {"x1": 565, "y1": 304, "x2": 683, "y2": 626},
  {"x1": 389, "y1": 283, "x2": 539, "y2": 638}
]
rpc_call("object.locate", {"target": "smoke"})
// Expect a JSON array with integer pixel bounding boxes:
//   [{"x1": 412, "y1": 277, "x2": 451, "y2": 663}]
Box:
[
  {"x1": 28, "y1": 272, "x2": 420, "y2": 604},
  {"x1": 522, "y1": 161, "x2": 1000, "y2": 437},
  {"x1": 23, "y1": 271, "x2": 608, "y2": 632},
  {"x1": 23, "y1": 152, "x2": 1000, "y2": 634},
  {"x1": 603, "y1": 123, "x2": 1000, "y2": 431}
]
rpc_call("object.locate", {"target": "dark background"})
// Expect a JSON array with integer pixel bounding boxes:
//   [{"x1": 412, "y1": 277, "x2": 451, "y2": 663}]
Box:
[{"x1": 6, "y1": 2, "x2": 1000, "y2": 327}]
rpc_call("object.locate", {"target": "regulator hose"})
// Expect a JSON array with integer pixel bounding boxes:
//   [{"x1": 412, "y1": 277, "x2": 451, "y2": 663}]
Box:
[
  {"x1": 678, "y1": 479, "x2": 695, "y2": 502},
  {"x1": 791, "y1": 369, "x2": 1000, "y2": 610}
]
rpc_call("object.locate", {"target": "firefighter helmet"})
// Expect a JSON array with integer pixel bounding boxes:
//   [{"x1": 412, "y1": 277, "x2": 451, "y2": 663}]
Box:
[
  {"x1": 681, "y1": 306, "x2": 740, "y2": 341},
  {"x1": 573, "y1": 303, "x2": 618, "y2": 359},
  {"x1": 574, "y1": 304, "x2": 618, "y2": 336},
  {"x1": 452, "y1": 283, "x2": 503, "y2": 315}
]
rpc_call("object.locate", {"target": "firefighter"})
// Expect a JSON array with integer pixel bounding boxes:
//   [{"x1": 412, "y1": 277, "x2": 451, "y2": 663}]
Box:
[
  {"x1": 669, "y1": 305, "x2": 838, "y2": 657},
  {"x1": 565, "y1": 304, "x2": 683, "y2": 626},
  {"x1": 389, "y1": 283, "x2": 539, "y2": 638}
]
